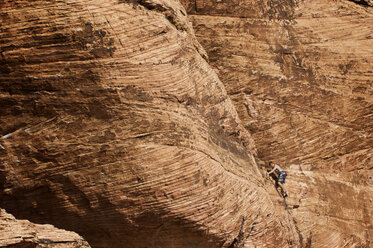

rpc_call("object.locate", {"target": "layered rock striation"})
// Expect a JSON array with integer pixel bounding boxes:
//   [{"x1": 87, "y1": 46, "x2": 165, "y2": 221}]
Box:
[
  {"x1": 181, "y1": 0, "x2": 373, "y2": 247},
  {"x1": 182, "y1": 0, "x2": 372, "y2": 168},
  {"x1": 0, "y1": 208, "x2": 91, "y2": 248},
  {"x1": 1, "y1": 0, "x2": 372, "y2": 247},
  {"x1": 1, "y1": 0, "x2": 297, "y2": 247}
]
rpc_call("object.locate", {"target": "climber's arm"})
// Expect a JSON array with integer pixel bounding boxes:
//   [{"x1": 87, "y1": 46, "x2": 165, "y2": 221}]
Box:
[{"x1": 269, "y1": 164, "x2": 281, "y2": 174}]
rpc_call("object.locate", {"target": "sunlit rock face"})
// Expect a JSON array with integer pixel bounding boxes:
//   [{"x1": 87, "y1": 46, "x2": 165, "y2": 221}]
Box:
[
  {"x1": 0, "y1": 209, "x2": 91, "y2": 248},
  {"x1": 0, "y1": 0, "x2": 301, "y2": 248},
  {"x1": 181, "y1": 0, "x2": 373, "y2": 247}
]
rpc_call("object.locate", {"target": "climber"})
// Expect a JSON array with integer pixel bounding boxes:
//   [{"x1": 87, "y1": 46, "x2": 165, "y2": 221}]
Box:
[{"x1": 268, "y1": 161, "x2": 288, "y2": 197}]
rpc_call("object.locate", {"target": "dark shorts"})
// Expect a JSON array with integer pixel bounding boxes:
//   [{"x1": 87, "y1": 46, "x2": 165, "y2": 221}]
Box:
[
  {"x1": 278, "y1": 173, "x2": 286, "y2": 184},
  {"x1": 278, "y1": 177, "x2": 285, "y2": 184}
]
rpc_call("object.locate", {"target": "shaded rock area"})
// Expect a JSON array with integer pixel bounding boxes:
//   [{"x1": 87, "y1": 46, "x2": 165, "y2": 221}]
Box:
[
  {"x1": 1, "y1": 0, "x2": 295, "y2": 248},
  {"x1": 348, "y1": 0, "x2": 373, "y2": 7},
  {"x1": 0, "y1": 0, "x2": 372, "y2": 247},
  {"x1": 0, "y1": 209, "x2": 91, "y2": 248},
  {"x1": 181, "y1": 0, "x2": 373, "y2": 247}
]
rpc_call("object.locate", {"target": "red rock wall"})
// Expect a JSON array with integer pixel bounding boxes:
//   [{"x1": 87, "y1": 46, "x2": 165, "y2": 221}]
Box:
[
  {"x1": 181, "y1": 0, "x2": 373, "y2": 247},
  {"x1": 0, "y1": 0, "x2": 298, "y2": 247}
]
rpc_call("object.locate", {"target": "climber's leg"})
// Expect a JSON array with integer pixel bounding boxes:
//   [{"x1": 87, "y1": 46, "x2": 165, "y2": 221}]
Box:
[{"x1": 278, "y1": 182, "x2": 288, "y2": 197}]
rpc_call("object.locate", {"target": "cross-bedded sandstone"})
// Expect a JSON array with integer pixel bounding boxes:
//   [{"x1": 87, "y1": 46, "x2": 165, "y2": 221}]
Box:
[
  {"x1": 0, "y1": 0, "x2": 296, "y2": 247},
  {"x1": 181, "y1": 0, "x2": 373, "y2": 247}
]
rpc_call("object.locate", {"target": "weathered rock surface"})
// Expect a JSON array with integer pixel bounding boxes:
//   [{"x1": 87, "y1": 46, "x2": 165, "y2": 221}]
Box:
[
  {"x1": 0, "y1": 0, "x2": 297, "y2": 248},
  {"x1": 1, "y1": 0, "x2": 372, "y2": 247},
  {"x1": 0, "y1": 208, "x2": 91, "y2": 248},
  {"x1": 181, "y1": 0, "x2": 373, "y2": 247}
]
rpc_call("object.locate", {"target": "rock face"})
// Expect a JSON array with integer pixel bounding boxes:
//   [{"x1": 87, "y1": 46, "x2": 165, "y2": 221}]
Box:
[
  {"x1": 181, "y1": 0, "x2": 373, "y2": 247},
  {"x1": 0, "y1": 208, "x2": 91, "y2": 248},
  {"x1": 1, "y1": 0, "x2": 295, "y2": 248},
  {"x1": 0, "y1": 0, "x2": 372, "y2": 248}
]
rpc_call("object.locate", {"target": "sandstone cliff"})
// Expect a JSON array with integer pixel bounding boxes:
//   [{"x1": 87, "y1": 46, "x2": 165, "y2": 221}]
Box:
[
  {"x1": 181, "y1": 0, "x2": 373, "y2": 247},
  {"x1": 0, "y1": 208, "x2": 91, "y2": 248},
  {"x1": 0, "y1": 0, "x2": 372, "y2": 247},
  {"x1": 1, "y1": 0, "x2": 296, "y2": 247}
]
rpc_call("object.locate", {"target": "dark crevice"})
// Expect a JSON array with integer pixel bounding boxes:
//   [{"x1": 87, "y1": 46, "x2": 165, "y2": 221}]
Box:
[
  {"x1": 227, "y1": 217, "x2": 246, "y2": 248},
  {"x1": 135, "y1": 0, "x2": 187, "y2": 31},
  {"x1": 305, "y1": 232, "x2": 312, "y2": 248},
  {"x1": 281, "y1": 199, "x2": 303, "y2": 246},
  {"x1": 292, "y1": 217, "x2": 304, "y2": 245},
  {"x1": 348, "y1": 0, "x2": 372, "y2": 7},
  {"x1": 137, "y1": 0, "x2": 167, "y2": 11}
]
